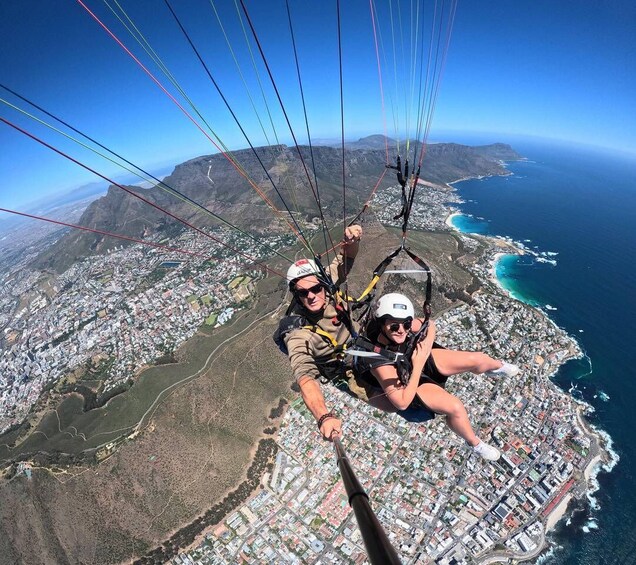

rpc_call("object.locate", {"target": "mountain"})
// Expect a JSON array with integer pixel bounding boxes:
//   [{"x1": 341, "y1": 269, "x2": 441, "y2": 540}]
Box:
[
  {"x1": 33, "y1": 137, "x2": 522, "y2": 273},
  {"x1": 344, "y1": 134, "x2": 399, "y2": 150},
  {"x1": 472, "y1": 142, "x2": 526, "y2": 162}
]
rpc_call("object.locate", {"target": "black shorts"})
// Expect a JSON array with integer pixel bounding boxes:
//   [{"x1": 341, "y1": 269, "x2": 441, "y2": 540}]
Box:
[{"x1": 420, "y1": 342, "x2": 448, "y2": 387}]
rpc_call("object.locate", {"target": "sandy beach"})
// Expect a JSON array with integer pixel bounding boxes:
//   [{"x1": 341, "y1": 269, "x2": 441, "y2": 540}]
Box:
[
  {"x1": 489, "y1": 252, "x2": 506, "y2": 285},
  {"x1": 545, "y1": 493, "x2": 573, "y2": 531},
  {"x1": 447, "y1": 213, "x2": 521, "y2": 297},
  {"x1": 444, "y1": 211, "x2": 462, "y2": 229},
  {"x1": 584, "y1": 453, "x2": 603, "y2": 481},
  {"x1": 487, "y1": 250, "x2": 523, "y2": 300}
]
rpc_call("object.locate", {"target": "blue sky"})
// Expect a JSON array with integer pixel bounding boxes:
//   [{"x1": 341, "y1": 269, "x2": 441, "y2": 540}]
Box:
[{"x1": 1, "y1": 0, "x2": 634, "y2": 212}]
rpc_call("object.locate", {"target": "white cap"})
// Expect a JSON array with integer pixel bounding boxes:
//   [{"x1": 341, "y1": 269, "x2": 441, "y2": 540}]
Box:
[
  {"x1": 375, "y1": 293, "x2": 415, "y2": 320},
  {"x1": 286, "y1": 258, "x2": 319, "y2": 286}
]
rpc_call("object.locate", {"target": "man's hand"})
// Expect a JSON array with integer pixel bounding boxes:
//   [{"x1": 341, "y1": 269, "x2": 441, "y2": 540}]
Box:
[
  {"x1": 341, "y1": 225, "x2": 362, "y2": 262},
  {"x1": 319, "y1": 416, "x2": 342, "y2": 441},
  {"x1": 342, "y1": 224, "x2": 362, "y2": 246}
]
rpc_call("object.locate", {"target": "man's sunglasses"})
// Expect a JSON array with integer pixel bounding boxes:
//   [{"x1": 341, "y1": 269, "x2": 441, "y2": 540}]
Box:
[
  {"x1": 295, "y1": 283, "x2": 324, "y2": 298},
  {"x1": 387, "y1": 320, "x2": 412, "y2": 332}
]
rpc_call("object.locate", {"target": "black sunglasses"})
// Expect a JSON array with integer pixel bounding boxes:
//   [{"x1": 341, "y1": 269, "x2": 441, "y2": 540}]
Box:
[
  {"x1": 388, "y1": 320, "x2": 412, "y2": 332},
  {"x1": 295, "y1": 283, "x2": 324, "y2": 298}
]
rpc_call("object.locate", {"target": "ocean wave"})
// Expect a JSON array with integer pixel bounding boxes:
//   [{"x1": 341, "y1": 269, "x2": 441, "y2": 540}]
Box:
[
  {"x1": 536, "y1": 257, "x2": 557, "y2": 266},
  {"x1": 575, "y1": 353, "x2": 594, "y2": 379},
  {"x1": 587, "y1": 488, "x2": 601, "y2": 512},
  {"x1": 568, "y1": 382, "x2": 583, "y2": 399},
  {"x1": 536, "y1": 542, "x2": 564, "y2": 564},
  {"x1": 595, "y1": 425, "x2": 620, "y2": 472},
  {"x1": 494, "y1": 237, "x2": 561, "y2": 271},
  {"x1": 584, "y1": 424, "x2": 620, "y2": 516}
]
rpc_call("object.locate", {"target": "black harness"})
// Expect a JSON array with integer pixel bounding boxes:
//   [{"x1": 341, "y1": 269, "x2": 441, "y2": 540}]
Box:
[{"x1": 349, "y1": 320, "x2": 429, "y2": 386}]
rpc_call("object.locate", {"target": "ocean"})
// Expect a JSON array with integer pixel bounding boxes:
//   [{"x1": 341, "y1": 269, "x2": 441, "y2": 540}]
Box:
[{"x1": 447, "y1": 138, "x2": 636, "y2": 564}]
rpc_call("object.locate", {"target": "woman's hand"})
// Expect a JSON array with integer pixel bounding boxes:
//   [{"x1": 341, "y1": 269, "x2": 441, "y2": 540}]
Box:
[{"x1": 411, "y1": 320, "x2": 436, "y2": 369}]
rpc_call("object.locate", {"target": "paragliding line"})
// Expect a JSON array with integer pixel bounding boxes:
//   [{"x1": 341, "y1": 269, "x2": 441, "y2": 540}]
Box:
[
  {"x1": 284, "y1": 0, "x2": 336, "y2": 262},
  {"x1": 336, "y1": 0, "x2": 347, "y2": 233},
  {"x1": 238, "y1": 0, "x2": 330, "y2": 236},
  {"x1": 75, "y1": 0, "x2": 310, "y2": 250},
  {"x1": 163, "y1": 0, "x2": 312, "y2": 252},
  {"x1": 0, "y1": 116, "x2": 285, "y2": 278},
  {"x1": 0, "y1": 208, "x2": 209, "y2": 259},
  {"x1": 0, "y1": 87, "x2": 292, "y2": 263},
  {"x1": 369, "y1": 0, "x2": 390, "y2": 164}
]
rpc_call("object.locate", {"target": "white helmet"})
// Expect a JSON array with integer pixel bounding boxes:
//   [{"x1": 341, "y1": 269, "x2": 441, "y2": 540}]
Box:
[
  {"x1": 286, "y1": 258, "x2": 319, "y2": 287},
  {"x1": 375, "y1": 293, "x2": 415, "y2": 320}
]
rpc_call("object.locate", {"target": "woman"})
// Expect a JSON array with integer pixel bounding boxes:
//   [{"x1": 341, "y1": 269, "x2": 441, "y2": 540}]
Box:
[{"x1": 355, "y1": 293, "x2": 520, "y2": 461}]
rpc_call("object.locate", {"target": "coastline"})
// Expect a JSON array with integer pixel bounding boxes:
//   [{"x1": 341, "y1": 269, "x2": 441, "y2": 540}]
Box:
[
  {"x1": 543, "y1": 407, "x2": 604, "y2": 532},
  {"x1": 444, "y1": 210, "x2": 463, "y2": 229},
  {"x1": 543, "y1": 405, "x2": 613, "y2": 539},
  {"x1": 445, "y1": 204, "x2": 612, "y2": 560},
  {"x1": 446, "y1": 210, "x2": 524, "y2": 300}
]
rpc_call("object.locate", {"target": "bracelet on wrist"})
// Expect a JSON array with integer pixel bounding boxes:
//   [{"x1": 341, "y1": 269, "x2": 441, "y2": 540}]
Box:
[{"x1": 317, "y1": 411, "x2": 335, "y2": 429}]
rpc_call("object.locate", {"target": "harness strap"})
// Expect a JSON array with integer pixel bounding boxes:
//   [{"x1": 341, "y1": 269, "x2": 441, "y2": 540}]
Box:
[
  {"x1": 345, "y1": 335, "x2": 403, "y2": 363},
  {"x1": 309, "y1": 254, "x2": 362, "y2": 342},
  {"x1": 356, "y1": 246, "x2": 432, "y2": 322},
  {"x1": 356, "y1": 247, "x2": 402, "y2": 302},
  {"x1": 274, "y1": 315, "x2": 346, "y2": 357},
  {"x1": 402, "y1": 247, "x2": 432, "y2": 321},
  {"x1": 307, "y1": 325, "x2": 340, "y2": 349}
]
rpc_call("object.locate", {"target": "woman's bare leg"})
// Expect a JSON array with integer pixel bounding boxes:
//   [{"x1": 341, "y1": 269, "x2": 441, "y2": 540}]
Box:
[
  {"x1": 368, "y1": 392, "x2": 399, "y2": 413},
  {"x1": 416, "y1": 383, "x2": 479, "y2": 446},
  {"x1": 430, "y1": 349, "x2": 501, "y2": 377}
]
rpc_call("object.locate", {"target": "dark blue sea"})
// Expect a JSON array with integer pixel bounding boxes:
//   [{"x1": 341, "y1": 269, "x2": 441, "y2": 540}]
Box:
[{"x1": 448, "y1": 138, "x2": 636, "y2": 564}]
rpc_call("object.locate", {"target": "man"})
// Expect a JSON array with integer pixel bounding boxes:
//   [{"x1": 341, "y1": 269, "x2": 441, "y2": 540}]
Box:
[{"x1": 282, "y1": 225, "x2": 363, "y2": 441}]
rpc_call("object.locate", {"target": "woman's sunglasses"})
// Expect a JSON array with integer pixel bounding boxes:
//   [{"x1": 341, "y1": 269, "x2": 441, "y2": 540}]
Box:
[
  {"x1": 387, "y1": 320, "x2": 412, "y2": 332},
  {"x1": 295, "y1": 283, "x2": 324, "y2": 298}
]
